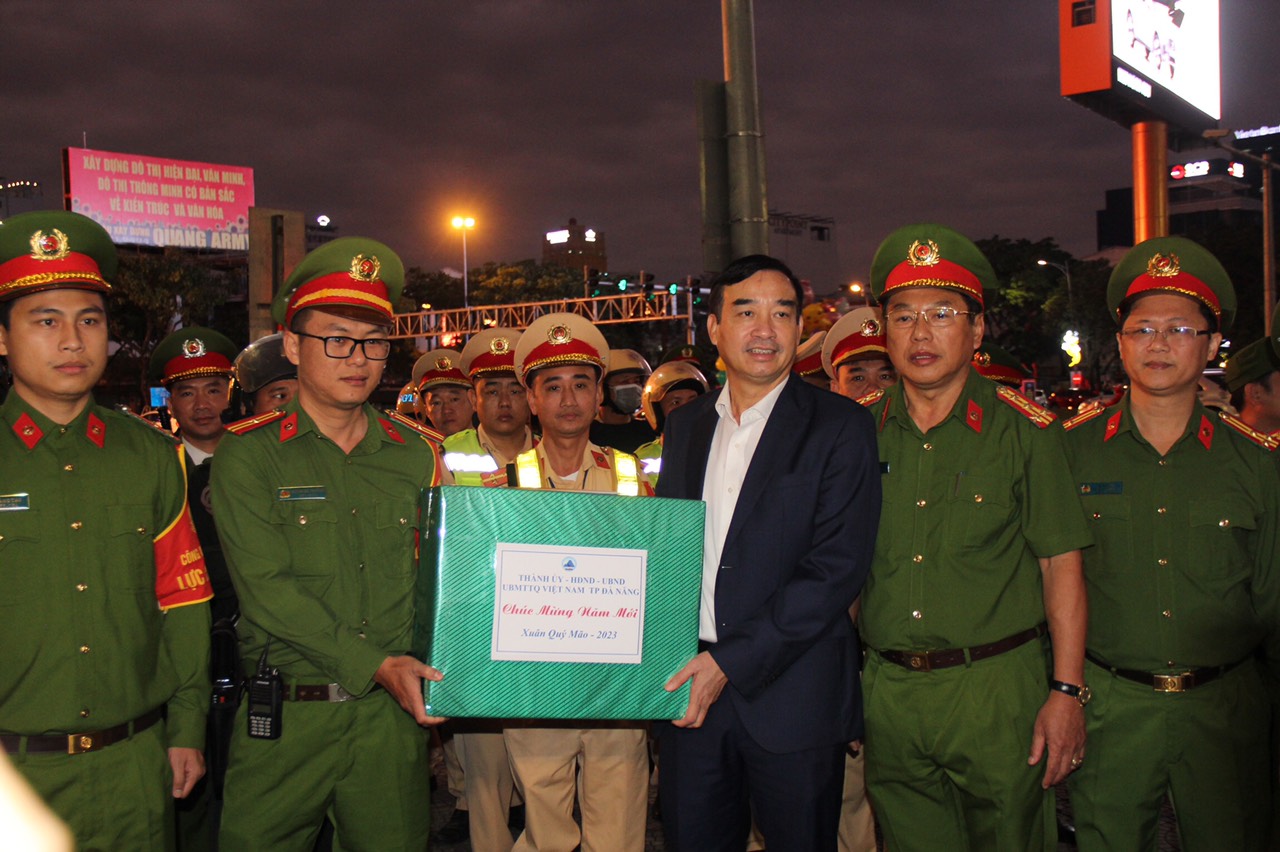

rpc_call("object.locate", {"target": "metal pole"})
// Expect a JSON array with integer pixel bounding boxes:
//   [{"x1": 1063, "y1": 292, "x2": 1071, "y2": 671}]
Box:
[
  {"x1": 1132, "y1": 121, "x2": 1169, "y2": 242},
  {"x1": 1265, "y1": 153, "x2": 1275, "y2": 334},
  {"x1": 462, "y1": 228, "x2": 470, "y2": 310},
  {"x1": 722, "y1": 0, "x2": 769, "y2": 258}
]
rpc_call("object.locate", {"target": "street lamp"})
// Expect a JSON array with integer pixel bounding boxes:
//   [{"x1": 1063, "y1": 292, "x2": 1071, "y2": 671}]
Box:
[
  {"x1": 1036, "y1": 259, "x2": 1073, "y2": 304},
  {"x1": 451, "y1": 216, "x2": 476, "y2": 308},
  {"x1": 848, "y1": 280, "x2": 869, "y2": 306}
]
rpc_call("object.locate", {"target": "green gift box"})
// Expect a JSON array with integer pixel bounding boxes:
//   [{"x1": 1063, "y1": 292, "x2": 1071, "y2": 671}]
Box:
[{"x1": 414, "y1": 485, "x2": 705, "y2": 719}]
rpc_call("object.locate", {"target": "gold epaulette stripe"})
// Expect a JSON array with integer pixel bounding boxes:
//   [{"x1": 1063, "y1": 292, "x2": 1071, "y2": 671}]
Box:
[
  {"x1": 384, "y1": 410, "x2": 445, "y2": 443},
  {"x1": 856, "y1": 389, "x2": 884, "y2": 407},
  {"x1": 1062, "y1": 405, "x2": 1107, "y2": 432},
  {"x1": 1218, "y1": 412, "x2": 1280, "y2": 451},
  {"x1": 225, "y1": 409, "x2": 287, "y2": 435},
  {"x1": 995, "y1": 386, "x2": 1056, "y2": 428}
]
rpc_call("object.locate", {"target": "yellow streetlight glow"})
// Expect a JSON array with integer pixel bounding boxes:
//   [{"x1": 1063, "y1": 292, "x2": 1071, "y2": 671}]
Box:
[
  {"x1": 450, "y1": 216, "x2": 477, "y2": 308},
  {"x1": 452, "y1": 216, "x2": 475, "y2": 230}
]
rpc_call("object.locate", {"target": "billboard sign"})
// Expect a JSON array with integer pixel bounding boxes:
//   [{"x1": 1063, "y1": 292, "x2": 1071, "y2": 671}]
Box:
[
  {"x1": 1059, "y1": 0, "x2": 1220, "y2": 135},
  {"x1": 63, "y1": 147, "x2": 254, "y2": 251}
]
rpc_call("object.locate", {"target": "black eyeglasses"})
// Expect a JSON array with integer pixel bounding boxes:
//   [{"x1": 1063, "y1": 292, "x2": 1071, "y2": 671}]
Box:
[
  {"x1": 1118, "y1": 326, "x2": 1213, "y2": 344},
  {"x1": 885, "y1": 306, "x2": 976, "y2": 329},
  {"x1": 294, "y1": 331, "x2": 392, "y2": 360}
]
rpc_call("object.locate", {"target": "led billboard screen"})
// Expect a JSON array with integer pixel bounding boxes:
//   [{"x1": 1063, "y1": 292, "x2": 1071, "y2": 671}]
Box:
[
  {"x1": 1111, "y1": 0, "x2": 1219, "y2": 120},
  {"x1": 63, "y1": 147, "x2": 255, "y2": 250}
]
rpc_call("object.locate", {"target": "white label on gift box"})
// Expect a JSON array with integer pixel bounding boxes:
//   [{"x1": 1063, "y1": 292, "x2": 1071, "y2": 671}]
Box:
[{"x1": 491, "y1": 542, "x2": 647, "y2": 664}]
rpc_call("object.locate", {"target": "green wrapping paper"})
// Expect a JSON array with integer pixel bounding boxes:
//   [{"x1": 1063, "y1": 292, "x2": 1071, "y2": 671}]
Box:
[{"x1": 413, "y1": 485, "x2": 705, "y2": 719}]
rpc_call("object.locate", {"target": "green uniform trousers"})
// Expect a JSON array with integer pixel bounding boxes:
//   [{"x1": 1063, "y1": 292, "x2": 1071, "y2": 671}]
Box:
[
  {"x1": 863, "y1": 640, "x2": 1055, "y2": 852},
  {"x1": 1069, "y1": 658, "x2": 1270, "y2": 852},
  {"x1": 12, "y1": 721, "x2": 172, "y2": 852},
  {"x1": 219, "y1": 691, "x2": 429, "y2": 852}
]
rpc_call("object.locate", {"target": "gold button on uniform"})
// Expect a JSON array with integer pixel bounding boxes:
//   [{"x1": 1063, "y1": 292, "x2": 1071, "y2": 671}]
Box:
[
  {"x1": 1157, "y1": 558, "x2": 1168, "y2": 566},
  {"x1": 974, "y1": 494, "x2": 984, "y2": 503},
  {"x1": 76, "y1": 583, "x2": 88, "y2": 592},
  {"x1": 1157, "y1": 507, "x2": 1167, "y2": 515},
  {"x1": 64, "y1": 464, "x2": 74, "y2": 472},
  {"x1": 923, "y1": 443, "x2": 933, "y2": 451},
  {"x1": 80, "y1": 709, "x2": 90, "y2": 718},
  {"x1": 916, "y1": 499, "x2": 927, "y2": 508},
  {"x1": 70, "y1": 521, "x2": 82, "y2": 530},
  {"x1": 1218, "y1": 519, "x2": 1231, "y2": 528},
  {"x1": 1091, "y1": 512, "x2": 1101, "y2": 519},
  {"x1": 79, "y1": 645, "x2": 90, "y2": 654},
  {"x1": 1162, "y1": 610, "x2": 1173, "y2": 619},
  {"x1": 912, "y1": 554, "x2": 924, "y2": 564},
  {"x1": 911, "y1": 610, "x2": 923, "y2": 620},
  {"x1": 298, "y1": 515, "x2": 308, "y2": 525}
]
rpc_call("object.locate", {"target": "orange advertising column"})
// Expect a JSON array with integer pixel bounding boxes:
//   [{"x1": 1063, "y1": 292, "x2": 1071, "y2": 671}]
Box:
[{"x1": 1132, "y1": 121, "x2": 1169, "y2": 242}]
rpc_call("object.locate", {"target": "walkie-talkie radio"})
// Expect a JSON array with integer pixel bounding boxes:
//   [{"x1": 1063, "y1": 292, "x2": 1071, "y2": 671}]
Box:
[{"x1": 246, "y1": 641, "x2": 282, "y2": 740}]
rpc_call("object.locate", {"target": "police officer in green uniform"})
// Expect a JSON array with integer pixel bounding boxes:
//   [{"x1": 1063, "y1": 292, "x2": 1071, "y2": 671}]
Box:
[
  {"x1": 504, "y1": 312, "x2": 653, "y2": 852},
  {"x1": 858, "y1": 224, "x2": 1092, "y2": 852},
  {"x1": 1061, "y1": 237, "x2": 1280, "y2": 852},
  {"x1": 1226, "y1": 335, "x2": 1280, "y2": 435},
  {"x1": 633, "y1": 359, "x2": 709, "y2": 487},
  {"x1": 0, "y1": 210, "x2": 213, "y2": 850},
  {"x1": 232, "y1": 333, "x2": 297, "y2": 416},
  {"x1": 210, "y1": 237, "x2": 447, "y2": 851},
  {"x1": 150, "y1": 326, "x2": 241, "y2": 852}
]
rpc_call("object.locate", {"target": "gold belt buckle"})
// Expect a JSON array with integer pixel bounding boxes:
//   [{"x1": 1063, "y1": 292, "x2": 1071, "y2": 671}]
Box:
[
  {"x1": 67, "y1": 734, "x2": 96, "y2": 755},
  {"x1": 905, "y1": 652, "x2": 932, "y2": 672},
  {"x1": 1153, "y1": 673, "x2": 1187, "y2": 693}
]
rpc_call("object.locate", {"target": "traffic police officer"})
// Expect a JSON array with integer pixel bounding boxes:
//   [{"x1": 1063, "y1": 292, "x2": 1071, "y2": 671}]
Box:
[
  {"x1": 1062, "y1": 236, "x2": 1280, "y2": 852},
  {"x1": 821, "y1": 307, "x2": 895, "y2": 402},
  {"x1": 859, "y1": 224, "x2": 1092, "y2": 851},
  {"x1": 0, "y1": 210, "x2": 213, "y2": 850},
  {"x1": 633, "y1": 359, "x2": 709, "y2": 487},
  {"x1": 590, "y1": 347, "x2": 657, "y2": 453},
  {"x1": 414, "y1": 348, "x2": 474, "y2": 436},
  {"x1": 232, "y1": 333, "x2": 297, "y2": 416},
  {"x1": 792, "y1": 330, "x2": 829, "y2": 388},
  {"x1": 504, "y1": 312, "x2": 653, "y2": 852},
  {"x1": 438, "y1": 326, "x2": 533, "y2": 851},
  {"x1": 211, "y1": 236, "x2": 447, "y2": 851}
]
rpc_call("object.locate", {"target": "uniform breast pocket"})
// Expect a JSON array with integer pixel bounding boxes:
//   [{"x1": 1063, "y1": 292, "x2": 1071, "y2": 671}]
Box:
[
  {"x1": 375, "y1": 499, "x2": 419, "y2": 577},
  {"x1": 1188, "y1": 499, "x2": 1257, "y2": 581},
  {"x1": 268, "y1": 501, "x2": 338, "y2": 576},
  {"x1": 1080, "y1": 494, "x2": 1132, "y2": 571},
  {"x1": 0, "y1": 510, "x2": 41, "y2": 605},
  {"x1": 107, "y1": 503, "x2": 158, "y2": 590},
  {"x1": 945, "y1": 473, "x2": 1013, "y2": 550}
]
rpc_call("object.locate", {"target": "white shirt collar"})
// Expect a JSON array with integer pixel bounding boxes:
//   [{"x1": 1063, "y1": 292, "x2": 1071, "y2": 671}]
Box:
[{"x1": 714, "y1": 375, "x2": 788, "y2": 426}]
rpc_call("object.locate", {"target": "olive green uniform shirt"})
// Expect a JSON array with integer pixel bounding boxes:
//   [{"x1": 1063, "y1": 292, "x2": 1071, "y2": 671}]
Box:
[
  {"x1": 860, "y1": 369, "x2": 1091, "y2": 651},
  {"x1": 0, "y1": 393, "x2": 211, "y2": 747},
  {"x1": 1063, "y1": 395, "x2": 1280, "y2": 672},
  {"x1": 210, "y1": 398, "x2": 441, "y2": 693}
]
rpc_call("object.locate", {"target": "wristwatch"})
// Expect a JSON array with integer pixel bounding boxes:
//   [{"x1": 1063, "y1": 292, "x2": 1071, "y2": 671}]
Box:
[{"x1": 1050, "y1": 679, "x2": 1092, "y2": 706}]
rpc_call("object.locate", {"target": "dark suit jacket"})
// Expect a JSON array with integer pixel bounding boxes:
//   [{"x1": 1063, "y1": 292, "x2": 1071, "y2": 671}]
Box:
[{"x1": 658, "y1": 374, "x2": 881, "y2": 753}]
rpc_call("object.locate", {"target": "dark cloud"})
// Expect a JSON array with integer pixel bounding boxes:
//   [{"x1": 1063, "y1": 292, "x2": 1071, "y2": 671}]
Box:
[{"x1": 3, "y1": 1, "x2": 1273, "y2": 289}]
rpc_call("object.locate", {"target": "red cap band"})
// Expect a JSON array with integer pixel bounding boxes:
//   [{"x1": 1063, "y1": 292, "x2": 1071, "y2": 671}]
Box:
[
  {"x1": 0, "y1": 250, "x2": 109, "y2": 299},
  {"x1": 1123, "y1": 271, "x2": 1221, "y2": 318},
  {"x1": 285, "y1": 270, "x2": 393, "y2": 326},
  {"x1": 883, "y1": 257, "x2": 983, "y2": 305}
]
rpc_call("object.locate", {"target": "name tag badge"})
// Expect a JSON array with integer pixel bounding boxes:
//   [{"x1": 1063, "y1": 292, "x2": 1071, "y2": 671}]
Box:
[
  {"x1": 1079, "y1": 481, "x2": 1123, "y2": 496},
  {"x1": 276, "y1": 486, "x2": 327, "y2": 502},
  {"x1": 0, "y1": 493, "x2": 31, "y2": 511}
]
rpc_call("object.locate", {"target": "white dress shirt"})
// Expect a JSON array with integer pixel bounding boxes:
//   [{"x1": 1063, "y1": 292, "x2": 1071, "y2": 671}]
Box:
[{"x1": 699, "y1": 378, "x2": 787, "y2": 642}]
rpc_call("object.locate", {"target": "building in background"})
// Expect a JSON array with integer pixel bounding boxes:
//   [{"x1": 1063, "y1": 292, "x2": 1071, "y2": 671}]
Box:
[
  {"x1": 542, "y1": 217, "x2": 608, "y2": 273},
  {"x1": 0, "y1": 178, "x2": 44, "y2": 222},
  {"x1": 768, "y1": 210, "x2": 839, "y2": 294}
]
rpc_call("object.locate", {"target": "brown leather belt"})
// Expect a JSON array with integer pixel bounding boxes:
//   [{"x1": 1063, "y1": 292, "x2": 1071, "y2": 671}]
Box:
[
  {"x1": 0, "y1": 706, "x2": 164, "y2": 755},
  {"x1": 287, "y1": 683, "x2": 381, "y2": 702},
  {"x1": 1085, "y1": 651, "x2": 1245, "y2": 693},
  {"x1": 878, "y1": 624, "x2": 1047, "y2": 672}
]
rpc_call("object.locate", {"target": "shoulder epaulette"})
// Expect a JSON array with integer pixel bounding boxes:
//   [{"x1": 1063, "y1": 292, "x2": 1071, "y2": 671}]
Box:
[
  {"x1": 384, "y1": 409, "x2": 445, "y2": 444},
  {"x1": 855, "y1": 389, "x2": 884, "y2": 407},
  {"x1": 225, "y1": 409, "x2": 287, "y2": 435},
  {"x1": 1218, "y1": 411, "x2": 1280, "y2": 450},
  {"x1": 1062, "y1": 403, "x2": 1108, "y2": 432},
  {"x1": 112, "y1": 406, "x2": 181, "y2": 442},
  {"x1": 995, "y1": 385, "x2": 1056, "y2": 429}
]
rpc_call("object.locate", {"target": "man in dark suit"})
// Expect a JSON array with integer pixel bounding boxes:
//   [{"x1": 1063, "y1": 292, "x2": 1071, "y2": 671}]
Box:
[{"x1": 657, "y1": 254, "x2": 881, "y2": 852}]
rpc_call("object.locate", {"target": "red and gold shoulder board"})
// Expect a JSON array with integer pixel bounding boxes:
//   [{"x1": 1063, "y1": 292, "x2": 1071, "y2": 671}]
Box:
[
  {"x1": 1218, "y1": 411, "x2": 1280, "y2": 451},
  {"x1": 225, "y1": 409, "x2": 287, "y2": 435},
  {"x1": 384, "y1": 410, "x2": 445, "y2": 444},
  {"x1": 855, "y1": 388, "x2": 884, "y2": 407},
  {"x1": 995, "y1": 386, "x2": 1056, "y2": 429},
  {"x1": 1062, "y1": 404, "x2": 1108, "y2": 432},
  {"x1": 591, "y1": 449, "x2": 612, "y2": 469}
]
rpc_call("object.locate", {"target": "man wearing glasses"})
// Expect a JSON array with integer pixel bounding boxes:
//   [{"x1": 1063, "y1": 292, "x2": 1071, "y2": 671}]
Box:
[
  {"x1": 1062, "y1": 236, "x2": 1280, "y2": 851},
  {"x1": 211, "y1": 237, "x2": 448, "y2": 851},
  {"x1": 858, "y1": 224, "x2": 1091, "y2": 851}
]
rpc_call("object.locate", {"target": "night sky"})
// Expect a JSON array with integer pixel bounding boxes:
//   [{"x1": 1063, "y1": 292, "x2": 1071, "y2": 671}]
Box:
[{"x1": 4, "y1": 1, "x2": 1276, "y2": 289}]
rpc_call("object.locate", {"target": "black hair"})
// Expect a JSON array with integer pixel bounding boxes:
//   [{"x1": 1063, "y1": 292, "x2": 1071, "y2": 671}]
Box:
[
  {"x1": 0, "y1": 300, "x2": 9, "y2": 330},
  {"x1": 1116, "y1": 295, "x2": 1219, "y2": 333},
  {"x1": 708, "y1": 255, "x2": 804, "y2": 320},
  {"x1": 1232, "y1": 371, "x2": 1278, "y2": 412}
]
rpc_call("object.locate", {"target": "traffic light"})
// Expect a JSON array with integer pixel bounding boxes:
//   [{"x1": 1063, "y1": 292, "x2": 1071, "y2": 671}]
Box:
[
  {"x1": 667, "y1": 282, "x2": 680, "y2": 295},
  {"x1": 586, "y1": 267, "x2": 602, "y2": 297},
  {"x1": 616, "y1": 278, "x2": 629, "y2": 292}
]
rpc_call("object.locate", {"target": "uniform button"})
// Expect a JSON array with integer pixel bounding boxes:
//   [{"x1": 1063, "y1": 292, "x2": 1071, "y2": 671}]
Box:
[
  {"x1": 1157, "y1": 558, "x2": 1169, "y2": 566},
  {"x1": 298, "y1": 515, "x2": 308, "y2": 525},
  {"x1": 58, "y1": 427, "x2": 68, "y2": 435},
  {"x1": 79, "y1": 645, "x2": 90, "y2": 654},
  {"x1": 973, "y1": 494, "x2": 984, "y2": 503},
  {"x1": 911, "y1": 610, "x2": 923, "y2": 620},
  {"x1": 76, "y1": 583, "x2": 88, "y2": 592},
  {"x1": 1091, "y1": 512, "x2": 1101, "y2": 520},
  {"x1": 351, "y1": 508, "x2": 359, "y2": 516},
  {"x1": 1218, "y1": 519, "x2": 1231, "y2": 528},
  {"x1": 358, "y1": 562, "x2": 365, "y2": 571},
  {"x1": 916, "y1": 499, "x2": 927, "y2": 508},
  {"x1": 70, "y1": 521, "x2": 83, "y2": 530},
  {"x1": 923, "y1": 442, "x2": 933, "y2": 451},
  {"x1": 1167, "y1": 660, "x2": 1176, "y2": 667},
  {"x1": 1156, "y1": 507, "x2": 1167, "y2": 515},
  {"x1": 1162, "y1": 609, "x2": 1173, "y2": 619},
  {"x1": 136, "y1": 526, "x2": 147, "y2": 535},
  {"x1": 80, "y1": 709, "x2": 90, "y2": 718},
  {"x1": 1158, "y1": 459, "x2": 1167, "y2": 466},
  {"x1": 64, "y1": 464, "x2": 75, "y2": 472},
  {"x1": 361, "y1": 618, "x2": 369, "y2": 627},
  {"x1": 399, "y1": 518, "x2": 408, "y2": 525},
  {"x1": 912, "y1": 554, "x2": 924, "y2": 564}
]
